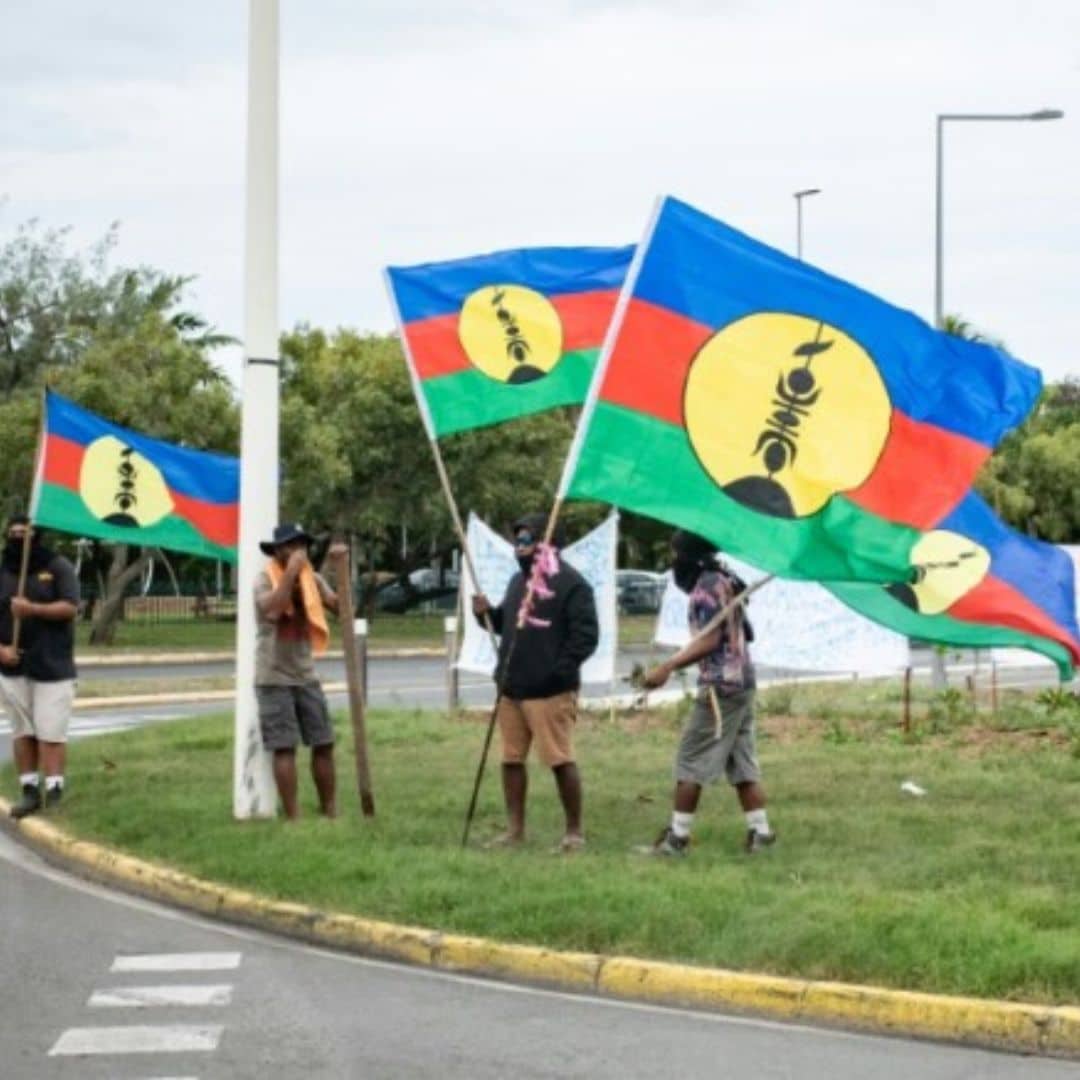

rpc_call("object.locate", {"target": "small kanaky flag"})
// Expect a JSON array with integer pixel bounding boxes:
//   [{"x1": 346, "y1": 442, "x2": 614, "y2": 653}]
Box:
[
  {"x1": 31, "y1": 391, "x2": 239, "y2": 562},
  {"x1": 386, "y1": 245, "x2": 633, "y2": 438}
]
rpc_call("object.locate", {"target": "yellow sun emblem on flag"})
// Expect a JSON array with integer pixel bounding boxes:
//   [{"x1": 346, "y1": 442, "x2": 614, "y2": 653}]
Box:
[
  {"x1": 79, "y1": 436, "x2": 174, "y2": 528},
  {"x1": 458, "y1": 285, "x2": 563, "y2": 384},
  {"x1": 888, "y1": 530, "x2": 991, "y2": 614},
  {"x1": 683, "y1": 312, "x2": 891, "y2": 518}
]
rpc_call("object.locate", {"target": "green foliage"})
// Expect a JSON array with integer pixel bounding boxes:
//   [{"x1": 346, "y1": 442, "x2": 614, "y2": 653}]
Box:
[
  {"x1": 0, "y1": 219, "x2": 238, "y2": 517},
  {"x1": 278, "y1": 326, "x2": 582, "y2": 568}
]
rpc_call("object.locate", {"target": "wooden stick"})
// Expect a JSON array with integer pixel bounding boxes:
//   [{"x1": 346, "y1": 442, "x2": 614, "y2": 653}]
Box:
[
  {"x1": 331, "y1": 545, "x2": 374, "y2": 818},
  {"x1": 10, "y1": 526, "x2": 33, "y2": 652}
]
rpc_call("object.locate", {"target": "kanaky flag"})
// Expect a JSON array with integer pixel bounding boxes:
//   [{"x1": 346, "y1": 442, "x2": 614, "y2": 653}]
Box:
[
  {"x1": 386, "y1": 245, "x2": 633, "y2": 438},
  {"x1": 31, "y1": 391, "x2": 239, "y2": 562},
  {"x1": 563, "y1": 197, "x2": 1042, "y2": 585},
  {"x1": 830, "y1": 492, "x2": 1080, "y2": 679}
]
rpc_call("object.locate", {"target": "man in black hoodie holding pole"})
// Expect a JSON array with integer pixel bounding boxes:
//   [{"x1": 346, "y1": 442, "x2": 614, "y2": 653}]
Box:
[{"x1": 472, "y1": 513, "x2": 598, "y2": 853}]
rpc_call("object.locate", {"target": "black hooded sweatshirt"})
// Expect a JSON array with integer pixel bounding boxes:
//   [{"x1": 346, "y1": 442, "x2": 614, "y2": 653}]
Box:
[{"x1": 479, "y1": 557, "x2": 599, "y2": 700}]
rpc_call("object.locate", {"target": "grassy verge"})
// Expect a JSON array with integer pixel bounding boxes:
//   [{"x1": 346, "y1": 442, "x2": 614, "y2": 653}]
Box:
[
  {"x1": 15, "y1": 684, "x2": 1080, "y2": 1003},
  {"x1": 76, "y1": 614, "x2": 657, "y2": 654}
]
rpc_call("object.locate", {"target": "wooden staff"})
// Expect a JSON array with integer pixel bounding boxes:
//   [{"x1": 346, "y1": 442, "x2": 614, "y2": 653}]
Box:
[
  {"x1": 10, "y1": 526, "x2": 34, "y2": 652},
  {"x1": 330, "y1": 542, "x2": 374, "y2": 817}
]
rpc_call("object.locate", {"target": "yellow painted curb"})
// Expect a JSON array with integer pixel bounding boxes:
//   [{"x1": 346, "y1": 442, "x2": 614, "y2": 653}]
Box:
[{"x1": 2, "y1": 799, "x2": 1076, "y2": 1058}]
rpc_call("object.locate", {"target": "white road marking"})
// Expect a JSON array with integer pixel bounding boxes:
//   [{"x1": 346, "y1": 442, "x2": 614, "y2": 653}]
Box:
[
  {"x1": 89, "y1": 984, "x2": 233, "y2": 1008},
  {"x1": 111, "y1": 952, "x2": 241, "y2": 973},
  {"x1": 48, "y1": 1024, "x2": 223, "y2": 1055}
]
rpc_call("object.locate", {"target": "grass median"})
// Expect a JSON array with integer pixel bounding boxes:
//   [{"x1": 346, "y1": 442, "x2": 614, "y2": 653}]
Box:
[
  {"x1": 11, "y1": 681, "x2": 1079, "y2": 1004},
  {"x1": 76, "y1": 613, "x2": 657, "y2": 655}
]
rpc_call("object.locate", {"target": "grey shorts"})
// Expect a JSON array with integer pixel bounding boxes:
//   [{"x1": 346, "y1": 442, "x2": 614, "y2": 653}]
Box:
[
  {"x1": 256, "y1": 683, "x2": 334, "y2": 751},
  {"x1": 675, "y1": 688, "x2": 760, "y2": 787}
]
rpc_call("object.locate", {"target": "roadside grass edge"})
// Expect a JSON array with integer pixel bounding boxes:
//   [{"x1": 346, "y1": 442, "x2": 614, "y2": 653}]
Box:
[{"x1": 3, "y1": 797, "x2": 1077, "y2": 1059}]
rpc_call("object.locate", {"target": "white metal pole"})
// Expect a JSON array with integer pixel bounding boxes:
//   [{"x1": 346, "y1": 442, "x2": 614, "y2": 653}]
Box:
[{"x1": 233, "y1": 0, "x2": 280, "y2": 819}]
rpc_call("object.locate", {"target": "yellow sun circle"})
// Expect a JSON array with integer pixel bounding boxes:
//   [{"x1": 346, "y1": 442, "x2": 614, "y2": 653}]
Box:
[
  {"x1": 457, "y1": 284, "x2": 563, "y2": 384},
  {"x1": 80, "y1": 436, "x2": 174, "y2": 528},
  {"x1": 893, "y1": 529, "x2": 991, "y2": 614},
  {"x1": 684, "y1": 312, "x2": 891, "y2": 518}
]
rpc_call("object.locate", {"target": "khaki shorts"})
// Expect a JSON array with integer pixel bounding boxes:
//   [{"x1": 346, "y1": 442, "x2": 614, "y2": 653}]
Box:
[
  {"x1": 0, "y1": 676, "x2": 76, "y2": 743},
  {"x1": 497, "y1": 691, "x2": 578, "y2": 768},
  {"x1": 675, "y1": 688, "x2": 760, "y2": 787}
]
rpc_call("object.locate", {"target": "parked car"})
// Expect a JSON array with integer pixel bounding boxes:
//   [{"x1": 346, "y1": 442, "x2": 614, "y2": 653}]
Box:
[
  {"x1": 616, "y1": 569, "x2": 665, "y2": 615},
  {"x1": 371, "y1": 568, "x2": 460, "y2": 614}
]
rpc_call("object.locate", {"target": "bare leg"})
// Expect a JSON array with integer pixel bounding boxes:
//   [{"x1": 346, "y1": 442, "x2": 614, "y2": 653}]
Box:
[
  {"x1": 735, "y1": 780, "x2": 766, "y2": 812},
  {"x1": 311, "y1": 745, "x2": 337, "y2": 817},
  {"x1": 501, "y1": 763, "x2": 527, "y2": 839},
  {"x1": 12, "y1": 735, "x2": 38, "y2": 776},
  {"x1": 272, "y1": 749, "x2": 299, "y2": 820},
  {"x1": 552, "y1": 762, "x2": 583, "y2": 837},
  {"x1": 39, "y1": 741, "x2": 66, "y2": 778},
  {"x1": 674, "y1": 779, "x2": 703, "y2": 814}
]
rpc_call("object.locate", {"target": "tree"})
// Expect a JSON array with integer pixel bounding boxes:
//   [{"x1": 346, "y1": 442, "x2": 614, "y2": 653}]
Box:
[
  {"x1": 0, "y1": 219, "x2": 238, "y2": 642},
  {"x1": 277, "y1": 327, "x2": 601, "y2": 585}
]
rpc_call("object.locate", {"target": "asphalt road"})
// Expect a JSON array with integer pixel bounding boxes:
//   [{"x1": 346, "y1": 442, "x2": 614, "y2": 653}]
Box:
[{"x1": 2, "y1": 828, "x2": 1076, "y2": 1079}]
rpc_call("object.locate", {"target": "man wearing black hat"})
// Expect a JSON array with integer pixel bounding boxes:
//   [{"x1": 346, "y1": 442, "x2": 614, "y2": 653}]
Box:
[
  {"x1": 637, "y1": 529, "x2": 776, "y2": 856},
  {"x1": 255, "y1": 523, "x2": 343, "y2": 819},
  {"x1": 0, "y1": 516, "x2": 80, "y2": 819},
  {"x1": 472, "y1": 512, "x2": 599, "y2": 853}
]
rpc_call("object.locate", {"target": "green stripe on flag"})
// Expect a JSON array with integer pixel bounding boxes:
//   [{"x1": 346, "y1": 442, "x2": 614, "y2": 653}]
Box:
[
  {"x1": 424, "y1": 347, "x2": 598, "y2": 437},
  {"x1": 34, "y1": 482, "x2": 237, "y2": 563},
  {"x1": 567, "y1": 401, "x2": 918, "y2": 584}
]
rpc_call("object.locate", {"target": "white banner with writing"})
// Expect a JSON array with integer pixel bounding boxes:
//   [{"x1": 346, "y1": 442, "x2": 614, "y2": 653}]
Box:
[
  {"x1": 654, "y1": 556, "x2": 909, "y2": 675},
  {"x1": 458, "y1": 513, "x2": 618, "y2": 684}
]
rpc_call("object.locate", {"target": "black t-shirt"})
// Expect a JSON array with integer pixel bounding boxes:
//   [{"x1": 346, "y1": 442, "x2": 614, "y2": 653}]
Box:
[{"x1": 0, "y1": 554, "x2": 80, "y2": 681}]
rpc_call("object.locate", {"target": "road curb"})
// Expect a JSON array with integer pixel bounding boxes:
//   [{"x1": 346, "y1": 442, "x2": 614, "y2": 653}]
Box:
[{"x1": 1, "y1": 799, "x2": 1076, "y2": 1058}]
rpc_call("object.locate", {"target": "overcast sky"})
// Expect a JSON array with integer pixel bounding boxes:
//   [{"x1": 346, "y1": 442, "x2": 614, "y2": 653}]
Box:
[{"x1": 2, "y1": 0, "x2": 1077, "y2": 385}]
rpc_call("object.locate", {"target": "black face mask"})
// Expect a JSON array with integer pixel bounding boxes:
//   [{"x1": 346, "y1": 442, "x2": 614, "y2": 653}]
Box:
[
  {"x1": 672, "y1": 556, "x2": 701, "y2": 594},
  {"x1": 3, "y1": 535, "x2": 49, "y2": 574},
  {"x1": 516, "y1": 553, "x2": 534, "y2": 575}
]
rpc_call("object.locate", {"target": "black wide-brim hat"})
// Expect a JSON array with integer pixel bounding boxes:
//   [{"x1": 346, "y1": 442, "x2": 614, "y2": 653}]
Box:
[{"x1": 259, "y1": 522, "x2": 314, "y2": 556}]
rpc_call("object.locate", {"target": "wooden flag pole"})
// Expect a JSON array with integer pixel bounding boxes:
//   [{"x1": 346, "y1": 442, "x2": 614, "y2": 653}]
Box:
[
  {"x1": 10, "y1": 527, "x2": 34, "y2": 653},
  {"x1": 331, "y1": 543, "x2": 374, "y2": 817}
]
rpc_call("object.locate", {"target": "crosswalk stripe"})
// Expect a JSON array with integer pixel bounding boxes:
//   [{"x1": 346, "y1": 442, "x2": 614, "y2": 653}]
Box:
[
  {"x1": 111, "y1": 952, "x2": 242, "y2": 973},
  {"x1": 90, "y1": 984, "x2": 233, "y2": 1008},
  {"x1": 48, "y1": 1024, "x2": 223, "y2": 1055}
]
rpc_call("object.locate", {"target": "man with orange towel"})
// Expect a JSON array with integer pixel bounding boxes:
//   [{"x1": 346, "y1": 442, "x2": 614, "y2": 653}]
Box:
[{"x1": 255, "y1": 523, "x2": 341, "y2": 819}]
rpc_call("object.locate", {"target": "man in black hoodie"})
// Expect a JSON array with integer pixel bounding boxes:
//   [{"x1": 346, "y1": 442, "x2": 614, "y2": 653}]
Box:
[{"x1": 472, "y1": 513, "x2": 598, "y2": 853}]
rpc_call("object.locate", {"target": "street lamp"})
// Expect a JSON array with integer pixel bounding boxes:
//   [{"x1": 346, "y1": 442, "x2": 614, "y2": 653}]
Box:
[
  {"x1": 934, "y1": 108, "x2": 1064, "y2": 327},
  {"x1": 793, "y1": 188, "x2": 821, "y2": 260}
]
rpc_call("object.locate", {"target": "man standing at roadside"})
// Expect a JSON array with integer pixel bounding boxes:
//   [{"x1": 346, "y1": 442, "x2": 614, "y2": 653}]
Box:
[
  {"x1": 638, "y1": 529, "x2": 776, "y2": 856},
  {"x1": 0, "y1": 515, "x2": 80, "y2": 819},
  {"x1": 255, "y1": 523, "x2": 343, "y2": 820},
  {"x1": 472, "y1": 513, "x2": 599, "y2": 853}
]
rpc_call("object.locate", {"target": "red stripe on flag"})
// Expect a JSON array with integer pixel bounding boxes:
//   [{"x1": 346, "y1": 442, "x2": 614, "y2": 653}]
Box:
[
  {"x1": 406, "y1": 288, "x2": 621, "y2": 381},
  {"x1": 554, "y1": 289, "x2": 620, "y2": 351},
  {"x1": 42, "y1": 433, "x2": 85, "y2": 491},
  {"x1": 949, "y1": 576, "x2": 1080, "y2": 664},
  {"x1": 846, "y1": 413, "x2": 988, "y2": 529},
  {"x1": 598, "y1": 298, "x2": 713, "y2": 426},
  {"x1": 169, "y1": 490, "x2": 238, "y2": 548},
  {"x1": 406, "y1": 313, "x2": 470, "y2": 379}
]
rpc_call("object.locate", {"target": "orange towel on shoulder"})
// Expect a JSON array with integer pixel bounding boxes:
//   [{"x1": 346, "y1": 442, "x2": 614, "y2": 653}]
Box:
[{"x1": 265, "y1": 559, "x2": 329, "y2": 656}]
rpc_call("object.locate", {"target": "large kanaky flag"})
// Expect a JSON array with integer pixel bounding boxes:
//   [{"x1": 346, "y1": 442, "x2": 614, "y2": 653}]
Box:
[
  {"x1": 31, "y1": 391, "x2": 239, "y2": 562},
  {"x1": 386, "y1": 245, "x2": 633, "y2": 438},
  {"x1": 564, "y1": 196, "x2": 1042, "y2": 585}
]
